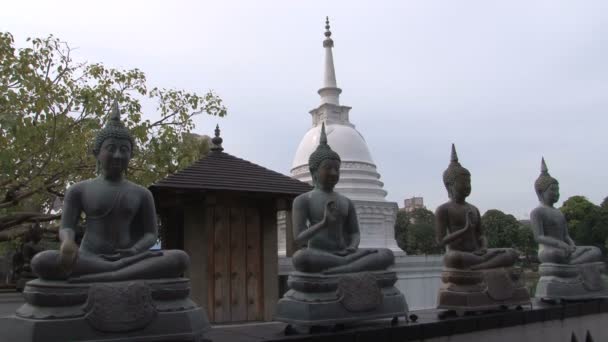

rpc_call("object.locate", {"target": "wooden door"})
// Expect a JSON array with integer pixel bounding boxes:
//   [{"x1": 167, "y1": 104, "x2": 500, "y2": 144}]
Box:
[{"x1": 208, "y1": 205, "x2": 264, "y2": 323}]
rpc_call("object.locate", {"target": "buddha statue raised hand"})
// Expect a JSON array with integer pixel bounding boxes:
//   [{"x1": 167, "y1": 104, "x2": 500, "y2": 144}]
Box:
[
  {"x1": 31, "y1": 102, "x2": 188, "y2": 282},
  {"x1": 290, "y1": 123, "x2": 394, "y2": 274},
  {"x1": 435, "y1": 144, "x2": 518, "y2": 271}
]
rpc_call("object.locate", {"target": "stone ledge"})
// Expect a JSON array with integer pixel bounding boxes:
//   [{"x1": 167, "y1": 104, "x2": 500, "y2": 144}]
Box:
[{"x1": 204, "y1": 299, "x2": 608, "y2": 342}]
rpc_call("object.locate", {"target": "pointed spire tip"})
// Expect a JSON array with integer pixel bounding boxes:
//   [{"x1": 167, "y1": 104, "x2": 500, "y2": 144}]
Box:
[
  {"x1": 320, "y1": 122, "x2": 328, "y2": 145},
  {"x1": 323, "y1": 16, "x2": 333, "y2": 43},
  {"x1": 110, "y1": 100, "x2": 120, "y2": 121},
  {"x1": 541, "y1": 157, "x2": 548, "y2": 174},
  {"x1": 450, "y1": 143, "x2": 458, "y2": 163}
]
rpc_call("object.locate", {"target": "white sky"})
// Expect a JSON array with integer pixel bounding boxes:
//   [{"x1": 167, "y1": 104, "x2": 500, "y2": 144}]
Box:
[{"x1": 3, "y1": 0, "x2": 608, "y2": 218}]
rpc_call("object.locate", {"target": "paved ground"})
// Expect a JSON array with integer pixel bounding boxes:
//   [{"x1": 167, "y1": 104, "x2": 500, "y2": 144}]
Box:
[{"x1": 0, "y1": 291, "x2": 23, "y2": 317}]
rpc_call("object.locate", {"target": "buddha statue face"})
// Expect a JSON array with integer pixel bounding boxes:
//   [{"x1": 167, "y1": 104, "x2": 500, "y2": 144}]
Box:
[
  {"x1": 442, "y1": 144, "x2": 471, "y2": 202},
  {"x1": 534, "y1": 158, "x2": 560, "y2": 206},
  {"x1": 308, "y1": 123, "x2": 341, "y2": 192},
  {"x1": 96, "y1": 137, "x2": 132, "y2": 179},
  {"x1": 538, "y1": 182, "x2": 560, "y2": 206},
  {"x1": 447, "y1": 172, "x2": 471, "y2": 201},
  {"x1": 314, "y1": 158, "x2": 340, "y2": 191}
]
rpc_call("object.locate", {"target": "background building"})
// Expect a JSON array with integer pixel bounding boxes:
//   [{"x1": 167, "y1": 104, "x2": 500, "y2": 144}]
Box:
[{"x1": 402, "y1": 196, "x2": 425, "y2": 213}]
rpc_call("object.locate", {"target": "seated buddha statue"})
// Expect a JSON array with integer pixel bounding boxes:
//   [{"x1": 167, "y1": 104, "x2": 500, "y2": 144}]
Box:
[
  {"x1": 276, "y1": 123, "x2": 407, "y2": 327},
  {"x1": 530, "y1": 158, "x2": 601, "y2": 265},
  {"x1": 435, "y1": 145, "x2": 518, "y2": 271},
  {"x1": 291, "y1": 123, "x2": 394, "y2": 275},
  {"x1": 31, "y1": 103, "x2": 188, "y2": 283}
]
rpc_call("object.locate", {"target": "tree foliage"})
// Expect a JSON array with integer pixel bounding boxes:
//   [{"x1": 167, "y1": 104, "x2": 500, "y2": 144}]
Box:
[
  {"x1": 516, "y1": 221, "x2": 537, "y2": 264},
  {"x1": 481, "y1": 209, "x2": 537, "y2": 264},
  {"x1": 0, "y1": 32, "x2": 226, "y2": 234},
  {"x1": 394, "y1": 210, "x2": 409, "y2": 252},
  {"x1": 481, "y1": 209, "x2": 521, "y2": 249},
  {"x1": 560, "y1": 196, "x2": 606, "y2": 249},
  {"x1": 395, "y1": 208, "x2": 442, "y2": 255},
  {"x1": 560, "y1": 196, "x2": 599, "y2": 226},
  {"x1": 600, "y1": 196, "x2": 608, "y2": 210}
]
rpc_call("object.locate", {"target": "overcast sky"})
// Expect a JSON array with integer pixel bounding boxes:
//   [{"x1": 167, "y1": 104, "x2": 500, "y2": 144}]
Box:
[{"x1": 3, "y1": 0, "x2": 607, "y2": 218}]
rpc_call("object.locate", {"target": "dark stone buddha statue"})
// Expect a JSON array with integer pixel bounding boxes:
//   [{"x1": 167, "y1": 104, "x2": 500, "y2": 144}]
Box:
[
  {"x1": 291, "y1": 123, "x2": 394, "y2": 274},
  {"x1": 275, "y1": 122, "x2": 407, "y2": 327},
  {"x1": 530, "y1": 158, "x2": 606, "y2": 300},
  {"x1": 435, "y1": 144, "x2": 518, "y2": 270},
  {"x1": 31, "y1": 102, "x2": 188, "y2": 282},
  {"x1": 530, "y1": 158, "x2": 601, "y2": 265},
  {"x1": 434, "y1": 145, "x2": 530, "y2": 313}
]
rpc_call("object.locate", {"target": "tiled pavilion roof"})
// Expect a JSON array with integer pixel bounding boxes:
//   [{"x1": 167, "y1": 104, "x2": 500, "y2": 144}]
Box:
[{"x1": 150, "y1": 126, "x2": 312, "y2": 196}]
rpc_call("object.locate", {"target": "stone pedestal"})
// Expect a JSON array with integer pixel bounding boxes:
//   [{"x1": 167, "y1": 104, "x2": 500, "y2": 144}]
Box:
[
  {"x1": 0, "y1": 278, "x2": 210, "y2": 342},
  {"x1": 535, "y1": 262, "x2": 608, "y2": 301},
  {"x1": 352, "y1": 200, "x2": 399, "y2": 251},
  {"x1": 279, "y1": 254, "x2": 443, "y2": 311},
  {"x1": 275, "y1": 270, "x2": 407, "y2": 326},
  {"x1": 437, "y1": 267, "x2": 530, "y2": 312},
  {"x1": 392, "y1": 254, "x2": 443, "y2": 310}
]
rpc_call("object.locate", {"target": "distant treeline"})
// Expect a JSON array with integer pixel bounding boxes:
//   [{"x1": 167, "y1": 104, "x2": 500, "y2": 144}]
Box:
[{"x1": 395, "y1": 196, "x2": 608, "y2": 262}]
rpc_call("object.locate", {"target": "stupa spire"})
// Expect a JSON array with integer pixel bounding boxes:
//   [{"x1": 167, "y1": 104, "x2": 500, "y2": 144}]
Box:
[{"x1": 318, "y1": 17, "x2": 342, "y2": 105}]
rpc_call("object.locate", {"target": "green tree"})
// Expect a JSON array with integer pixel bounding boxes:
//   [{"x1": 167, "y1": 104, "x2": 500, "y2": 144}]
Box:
[
  {"x1": 395, "y1": 208, "x2": 442, "y2": 255},
  {"x1": 516, "y1": 221, "x2": 537, "y2": 265},
  {"x1": 481, "y1": 210, "x2": 539, "y2": 264},
  {"x1": 394, "y1": 210, "x2": 409, "y2": 252},
  {"x1": 481, "y1": 209, "x2": 521, "y2": 249},
  {"x1": 595, "y1": 206, "x2": 608, "y2": 253},
  {"x1": 560, "y1": 196, "x2": 602, "y2": 247},
  {"x1": 600, "y1": 196, "x2": 608, "y2": 210},
  {"x1": 0, "y1": 32, "x2": 226, "y2": 235}
]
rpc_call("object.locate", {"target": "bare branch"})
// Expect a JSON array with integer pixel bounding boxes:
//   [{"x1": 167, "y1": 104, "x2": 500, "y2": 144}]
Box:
[
  {"x1": 46, "y1": 187, "x2": 64, "y2": 198},
  {"x1": 0, "y1": 225, "x2": 30, "y2": 242},
  {"x1": 0, "y1": 171, "x2": 65, "y2": 209},
  {"x1": 149, "y1": 110, "x2": 181, "y2": 127},
  {"x1": 0, "y1": 212, "x2": 61, "y2": 231}
]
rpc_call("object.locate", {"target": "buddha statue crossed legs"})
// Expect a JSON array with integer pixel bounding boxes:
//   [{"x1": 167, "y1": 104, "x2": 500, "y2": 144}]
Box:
[
  {"x1": 530, "y1": 158, "x2": 605, "y2": 300},
  {"x1": 291, "y1": 123, "x2": 393, "y2": 274},
  {"x1": 32, "y1": 102, "x2": 188, "y2": 282},
  {"x1": 3, "y1": 103, "x2": 209, "y2": 341},
  {"x1": 531, "y1": 158, "x2": 601, "y2": 265},
  {"x1": 435, "y1": 145, "x2": 518, "y2": 271},
  {"x1": 275, "y1": 123, "x2": 407, "y2": 327},
  {"x1": 11, "y1": 103, "x2": 209, "y2": 341},
  {"x1": 435, "y1": 145, "x2": 529, "y2": 313}
]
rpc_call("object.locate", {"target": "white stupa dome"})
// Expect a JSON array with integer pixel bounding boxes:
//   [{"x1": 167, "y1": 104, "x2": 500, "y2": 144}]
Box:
[
  {"x1": 291, "y1": 121, "x2": 387, "y2": 201},
  {"x1": 291, "y1": 124, "x2": 374, "y2": 169}
]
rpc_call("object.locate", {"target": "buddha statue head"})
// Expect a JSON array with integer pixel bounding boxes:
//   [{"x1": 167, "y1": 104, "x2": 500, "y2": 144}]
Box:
[
  {"x1": 92, "y1": 101, "x2": 135, "y2": 179},
  {"x1": 443, "y1": 144, "x2": 471, "y2": 201},
  {"x1": 309, "y1": 122, "x2": 341, "y2": 191},
  {"x1": 534, "y1": 157, "x2": 559, "y2": 206}
]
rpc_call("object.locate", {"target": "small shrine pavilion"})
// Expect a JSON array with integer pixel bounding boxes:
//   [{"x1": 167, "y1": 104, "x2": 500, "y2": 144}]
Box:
[{"x1": 150, "y1": 126, "x2": 311, "y2": 324}]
